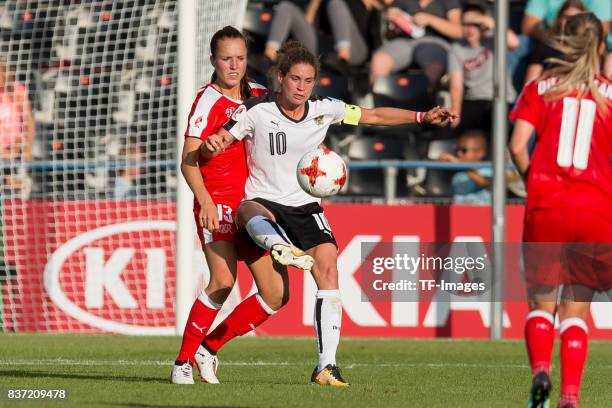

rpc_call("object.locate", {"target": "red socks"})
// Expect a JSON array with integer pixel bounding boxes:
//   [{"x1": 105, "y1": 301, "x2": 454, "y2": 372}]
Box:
[
  {"x1": 560, "y1": 318, "x2": 589, "y2": 400},
  {"x1": 525, "y1": 310, "x2": 555, "y2": 375},
  {"x1": 203, "y1": 294, "x2": 274, "y2": 354},
  {"x1": 175, "y1": 293, "x2": 221, "y2": 363},
  {"x1": 525, "y1": 312, "x2": 589, "y2": 406}
]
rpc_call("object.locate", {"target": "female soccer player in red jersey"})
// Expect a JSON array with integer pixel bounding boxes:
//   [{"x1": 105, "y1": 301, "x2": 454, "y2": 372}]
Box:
[
  {"x1": 171, "y1": 26, "x2": 276, "y2": 384},
  {"x1": 510, "y1": 13, "x2": 612, "y2": 408}
]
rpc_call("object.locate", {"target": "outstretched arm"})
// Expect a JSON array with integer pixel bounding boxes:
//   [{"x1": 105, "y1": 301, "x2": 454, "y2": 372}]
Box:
[{"x1": 358, "y1": 105, "x2": 458, "y2": 127}]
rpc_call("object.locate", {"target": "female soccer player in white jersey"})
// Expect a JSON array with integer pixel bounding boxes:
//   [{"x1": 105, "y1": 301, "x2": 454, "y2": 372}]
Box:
[
  {"x1": 198, "y1": 40, "x2": 457, "y2": 387},
  {"x1": 510, "y1": 14, "x2": 612, "y2": 408},
  {"x1": 171, "y1": 26, "x2": 279, "y2": 384}
]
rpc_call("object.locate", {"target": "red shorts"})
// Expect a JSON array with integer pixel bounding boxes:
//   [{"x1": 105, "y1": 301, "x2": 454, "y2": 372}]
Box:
[
  {"x1": 523, "y1": 208, "x2": 612, "y2": 291},
  {"x1": 193, "y1": 200, "x2": 265, "y2": 263}
]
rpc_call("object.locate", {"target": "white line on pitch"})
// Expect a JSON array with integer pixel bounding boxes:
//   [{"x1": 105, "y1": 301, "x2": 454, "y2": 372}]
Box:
[{"x1": 0, "y1": 359, "x2": 535, "y2": 369}]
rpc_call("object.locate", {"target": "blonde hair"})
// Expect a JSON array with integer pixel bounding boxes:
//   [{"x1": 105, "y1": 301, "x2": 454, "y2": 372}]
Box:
[{"x1": 545, "y1": 13, "x2": 607, "y2": 110}]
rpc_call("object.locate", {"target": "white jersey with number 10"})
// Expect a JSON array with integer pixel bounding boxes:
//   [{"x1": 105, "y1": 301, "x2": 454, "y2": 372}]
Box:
[{"x1": 224, "y1": 93, "x2": 354, "y2": 207}]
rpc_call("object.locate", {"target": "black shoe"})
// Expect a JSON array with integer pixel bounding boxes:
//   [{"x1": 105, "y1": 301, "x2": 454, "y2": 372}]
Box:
[
  {"x1": 527, "y1": 371, "x2": 552, "y2": 408},
  {"x1": 557, "y1": 393, "x2": 579, "y2": 408}
]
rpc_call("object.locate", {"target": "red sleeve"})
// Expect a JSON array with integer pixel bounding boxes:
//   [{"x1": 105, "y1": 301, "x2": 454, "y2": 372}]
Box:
[
  {"x1": 509, "y1": 80, "x2": 541, "y2": 127},
  {"x1": 184, "y1": 87, "x2": 223, "y2": 140},
  {"x1": 249, "y1": 82, "x2": 268, "y2": 97}
]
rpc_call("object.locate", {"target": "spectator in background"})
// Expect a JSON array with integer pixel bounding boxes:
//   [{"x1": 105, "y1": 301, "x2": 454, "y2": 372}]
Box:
[
  {"x1": 264, "y1": 0, "x2": 321, "y2": 62},
  {"x1": 0, "y1": 58, "x2": 33, "y2": 326},
  {"x1": 265, "y1": 0, "x2": 383, "y2": 71},
  {"x1": 521, "y1": 0, "x2": 612, "y2": 78},
  {"x1": 463, "y1": 0, "x2": 531, "y2": 84},
  {"x1": 324, "y1": 0, "x2": 385, "y2": 68},
  {"x1": 114, "y1": 144, "x2": 144, "y2": 200},
  {"x1": 439, "y1": 129, "x2": 492, "y2": 205},
  {"x1": 445, "y1": 3, "x2": 519, "y2": 137},
  {"x1": 607, "y1": 45, "x2": 612, "y2": 78},
  {"x1": 522, "y1": 0, "x2": 609, "y2": 41},
  {"x1": 524, "y1": 0, "x2": 587, "y2": 84},
  {"x1": 0, "y1": 58, "x2": 34, "y2": 199},
  {"x1": 521, "y1": 0, "x2": 611, "y2": 77},
  {"x1": 370, "y1": 0, "x2": 463, "y2": 97}
]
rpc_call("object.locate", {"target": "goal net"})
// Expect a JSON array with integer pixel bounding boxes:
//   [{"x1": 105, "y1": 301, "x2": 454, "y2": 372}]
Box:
[{"x1": 0, "y1": 0, "x2": 247, "y2": 334}]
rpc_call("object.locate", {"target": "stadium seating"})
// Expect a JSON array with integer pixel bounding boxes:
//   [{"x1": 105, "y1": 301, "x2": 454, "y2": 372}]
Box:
[
  {"x1": 315, "y1": 70, "x2": 350, "y2": 102},
  {"x1": 344, "y1": 136, "x2": 410, "y2": 197},
  {"x1": 372, "y1": 72, "x2": 430, "y2": 111},
  {"x1": 422, "y1": 139, "x2": 455, "y2": 197}
]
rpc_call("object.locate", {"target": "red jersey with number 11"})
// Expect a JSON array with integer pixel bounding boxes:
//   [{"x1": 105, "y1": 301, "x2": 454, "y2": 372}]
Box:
[{"x1": 510, "y1": 76, "x2": 612, "y2": 222}]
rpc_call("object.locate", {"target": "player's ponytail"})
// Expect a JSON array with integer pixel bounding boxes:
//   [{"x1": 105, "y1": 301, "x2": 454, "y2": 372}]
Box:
[
  {"x1": 276, "y1": 40, "x2": 320, "y2": 78},
  {"x1": 209, "y1": 25, "x2": 252, "y2": 100},
  {"x1": 545, "y1": 13, "x2": 607, "y2": 111}
]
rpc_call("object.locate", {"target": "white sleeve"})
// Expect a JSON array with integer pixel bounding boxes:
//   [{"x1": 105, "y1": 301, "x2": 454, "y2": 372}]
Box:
[
  {"x1": 321, "y1": 97, "x2": 348, "y2": 125},
  {"x1": 223, "y1": 104, "x2": 255, "y2": 141}
]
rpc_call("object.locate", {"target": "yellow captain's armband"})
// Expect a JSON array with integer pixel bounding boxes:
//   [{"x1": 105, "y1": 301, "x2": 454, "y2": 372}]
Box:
[{"x1": 343, "y1": 104, "x2": 361, "y2": 125}]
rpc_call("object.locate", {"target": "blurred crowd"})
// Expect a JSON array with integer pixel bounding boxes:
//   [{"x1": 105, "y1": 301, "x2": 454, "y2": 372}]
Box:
[
  {"x1": 0, "y1": 0, "x2": 609, "y2": 203},
  {"x1": 244, "y1": 0, "x2": 611, "y2": 202}
]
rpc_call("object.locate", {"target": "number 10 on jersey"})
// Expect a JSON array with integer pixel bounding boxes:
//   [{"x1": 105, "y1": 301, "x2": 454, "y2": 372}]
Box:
[{"x1": 269, "y1": 132, "x2": 287, "y2": 156}]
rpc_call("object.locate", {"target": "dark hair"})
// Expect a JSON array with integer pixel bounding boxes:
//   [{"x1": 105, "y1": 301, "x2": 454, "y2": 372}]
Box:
[
  {"x1": 210, "y1": 25, "x2": 251, "y2": 100},
  {"x1": 550, "y1": 0, "x2": 587, "y2": 35},
  {"x1": 276, "y1": 40, "x2": 320, "y2": 78},
  {"x1": 459, "y1": 128, "x2": 489, "y2": 150},
  {"x1": 461, "y1": 3, "x2": 486, "y2": 15}
]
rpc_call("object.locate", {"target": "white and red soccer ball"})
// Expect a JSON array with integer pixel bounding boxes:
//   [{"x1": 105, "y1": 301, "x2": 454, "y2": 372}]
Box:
[{"x1": 296, "y1": 146, "x2": 347, "y2": 198}]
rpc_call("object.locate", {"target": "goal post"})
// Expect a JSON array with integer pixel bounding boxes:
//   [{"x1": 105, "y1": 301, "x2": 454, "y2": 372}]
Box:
[
  {"x1": 175, "y1": 0, "x2": 248, "y2": 335},
  {"x1": 174, "y1": 0, "x2": 196, "y2": 337}
]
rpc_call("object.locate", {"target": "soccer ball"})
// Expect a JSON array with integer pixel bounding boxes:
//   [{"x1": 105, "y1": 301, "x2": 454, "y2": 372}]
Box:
[{"x1": 296, "y1": 146, "x2": 347, "y2": 198}]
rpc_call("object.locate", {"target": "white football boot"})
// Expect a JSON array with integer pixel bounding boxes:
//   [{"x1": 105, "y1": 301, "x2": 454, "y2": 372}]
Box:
[
  {"x1": 195, "y1": 345, "x2": 220, "y2": 384},
  {"x1": 170, "y1": 362, "x2": 194, "y2": 384},
  {"x1": 271, "y1": 243, "x2": 314, "y2": 271}
]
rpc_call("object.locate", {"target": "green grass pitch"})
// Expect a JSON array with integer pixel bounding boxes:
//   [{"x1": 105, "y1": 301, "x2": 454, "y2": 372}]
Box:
[{"x1": 0, "y1": 334, "x2": 611, "y2": 407}]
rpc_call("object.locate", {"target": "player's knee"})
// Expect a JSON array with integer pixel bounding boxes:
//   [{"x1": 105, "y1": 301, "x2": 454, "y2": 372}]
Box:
[
  {"x1": 558, "y1": 300, "x2": 590, "y2": 321},
  {"x1": 370, "y1": 51, "x2": 393, "y2": 76},
  {"x1": 259, "y1": 289, "x2": 285, "y2": 311},
  {"x1": 207, "y1": 274, "x2": 235, "y2": 300},
  {"x1": 236, "y1": 201, "x2": 264, "y2": 229},
  {"x1": 312, "y1": 263, "x2": 338, "y2": 288},
  {"x1": 529, "y1": 301, "x2": 556, "y2": 316}
]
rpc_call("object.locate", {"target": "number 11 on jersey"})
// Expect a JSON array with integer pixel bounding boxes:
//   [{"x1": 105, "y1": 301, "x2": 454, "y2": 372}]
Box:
[{"x1": 557, "y1": 97, "x2": 596, "y2": 169}]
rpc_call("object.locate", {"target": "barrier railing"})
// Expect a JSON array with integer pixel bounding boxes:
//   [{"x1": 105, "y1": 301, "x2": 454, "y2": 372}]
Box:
[{"x1": 2, "y1": 159, "x2": 513, "y2": 203}]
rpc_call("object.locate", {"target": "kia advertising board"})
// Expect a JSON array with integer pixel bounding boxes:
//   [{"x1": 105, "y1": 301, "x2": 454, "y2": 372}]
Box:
[{"x1": 3, "y1": 201, "x2": 612, "y2": 338}]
